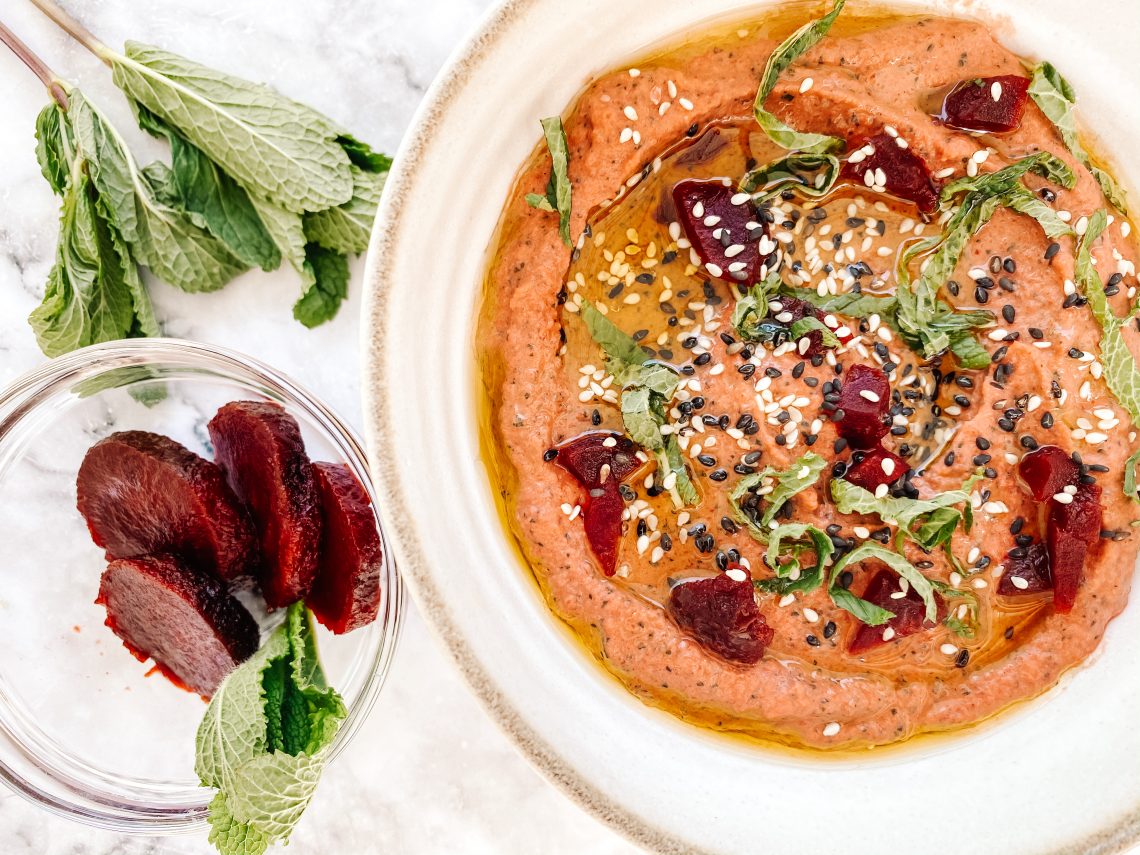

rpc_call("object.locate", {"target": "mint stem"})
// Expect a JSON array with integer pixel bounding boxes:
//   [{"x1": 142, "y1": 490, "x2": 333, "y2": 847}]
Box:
[
  {"x1": 0, "y1": 18, "x2": 68, "y2": 108},
  {"x1": 25, "y1": 0, "x2": 112, "y2": 62}
]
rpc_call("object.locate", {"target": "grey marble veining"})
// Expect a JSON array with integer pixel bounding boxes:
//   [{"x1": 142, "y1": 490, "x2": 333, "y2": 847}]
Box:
[{"x1": 0, "y1": 1, "x2": 640, "y2": 852}]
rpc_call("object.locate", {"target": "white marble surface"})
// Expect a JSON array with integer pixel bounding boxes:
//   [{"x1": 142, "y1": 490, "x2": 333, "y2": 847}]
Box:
[{"x1": 0, "y1": 1, "x2": 640, "y2": 853}]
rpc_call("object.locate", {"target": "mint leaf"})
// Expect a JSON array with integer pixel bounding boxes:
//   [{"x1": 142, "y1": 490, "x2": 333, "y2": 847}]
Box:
[
  {"x1": 134, "y1": 105, "x2": 280, "y2": 271},
  {"x1": 293, "y1": 244, "x2": 349, "y2": 328},
  {"x1": 525, "y1": 116, "x2": 572, "y2": 246},
  {"x1": 752, "y1": 0, "x2": 846, "y2": 154},
  {"x1": 197, "y1": 604, "x2": 347, "y2": 855},
  {"x1": 580, "y1": 302, "x2": 651, "y2": 366},
  {"x1": 741, "y1": 151, "x2": 841, "y2": 201},
  {"x1": 109, "y1": 42, "x2": 353, "y2": 213},
  {"x1": 754, "y1": 522, "x2": 834, "y2": 595},
  {"x1": 730, "y1": 452, "x2": 827, "y2": 528},
  {"x1": 1125, "y1": 447, "x2": 1140, "y2": 504},
  {"x1": 731, "y1": 273, "x2": 783, "y2": 342},
  {"x1": 336, "y1": 134, "x2": 392, "y2": 173},
  {"x1": 1073, "y1": 208, "x2": 1140, "y2": 428},
  {"x1": 788, "y1": 315, "x2": 840, "y2": 348},
  {"x1": 1029, "y1": 62, "x2": 1128, "y2": 213},
  {"x1": 68, "y1": 90, "x2": 247, "y2": 293},
  {"x1": 830, "y1": 543, "x2": 938, "y2": 625},
  {"x1": 303, "y1": 164, "x2": 387, "y2": 255},
  {"x1": 35, "y1": 102, "x2": 68, "y2": 194}
]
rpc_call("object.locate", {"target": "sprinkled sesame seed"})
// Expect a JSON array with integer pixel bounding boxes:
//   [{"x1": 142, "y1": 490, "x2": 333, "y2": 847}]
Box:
[{"x1": 823, "y1": 722, "x2": 841, "y2": 737}]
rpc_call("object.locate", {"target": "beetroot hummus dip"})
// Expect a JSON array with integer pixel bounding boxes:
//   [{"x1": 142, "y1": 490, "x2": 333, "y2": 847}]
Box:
[{"x1": 477, "y1": 0, "x2": 1140, "y2": 749}]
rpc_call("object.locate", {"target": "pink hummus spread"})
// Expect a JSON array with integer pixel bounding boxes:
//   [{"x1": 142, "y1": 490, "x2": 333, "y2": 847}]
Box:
[{"x1": 478, "y1": 5, "x2": 1140, "y2": 749}]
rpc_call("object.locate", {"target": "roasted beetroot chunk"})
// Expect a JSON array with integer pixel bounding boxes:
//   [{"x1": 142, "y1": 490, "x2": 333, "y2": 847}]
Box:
[
  {"x1": 667, "y1": 569, "x2": 773, "y2": 664},
  {"x1": 848, "y1": 568, "x2": 945, "y2": 654},
  {"x1": 835, "y1": 364, "x2": 891, "y2": 449},
  {"x1": 998, "y1": 541, "x2": 1052, "y2": 596},
  {"x1": 942, "y1": 75, "x2": 1030, "y2": 133},
  {"x1": 1018, "y1": 445, "x2": 1079, "y2": 501},
  {"x1": 842, "y1": 133, "x2": 938, "y2": 214},
  {"x1": 208, "y1": 402, "x2": 322, "y2": 608},
  {"x1": 308, "y1": 463, "x2": 383, "y2": 634},
  {"x1": 97, "y1": 554, "x2": 259, "y2": 698},
  {"x1": 77, "y1": 431, "x2": 256, "y2": 581},
  {"x1": 1047, "y1": 485, "x2": 1102, "y2": 613},
  {"x1": 672, "y1": 179, "x2": 775, "y2": 283},
  {"x1": 553, "y1": 432, "x2": 643, "y2": 576},
  {"x1": 843, "y1": 446, "x2": 909, "y2": 492}
]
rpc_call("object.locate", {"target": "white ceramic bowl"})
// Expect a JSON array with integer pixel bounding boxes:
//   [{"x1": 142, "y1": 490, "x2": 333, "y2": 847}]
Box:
[{"x1": 363, "y1": 1, "x2": 1140, "y2": 852}]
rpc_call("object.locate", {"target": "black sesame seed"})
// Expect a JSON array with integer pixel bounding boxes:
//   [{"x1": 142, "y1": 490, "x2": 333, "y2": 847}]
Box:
[
  {"x1": 1045, "y1": 242, "x2": 1061, "y2": 260},
  {"x1": 543, "y1": 448, "x2": 558, "y2": 462},
  {"x1": 1002, "y1": 305, "x2": 1015, "y2": 323},
  {"x1": 709, "y1": 469, "x2": 728, "y2": 482},
  {"x1": 955, "y1": 649, "x2": 970, "y2": 668},
  {"x1": 806, "y1": 635, "x2": 821, "y2": 647},
  {"x1": 823, "y1": 621, "x2": 837, "y2": 639}
]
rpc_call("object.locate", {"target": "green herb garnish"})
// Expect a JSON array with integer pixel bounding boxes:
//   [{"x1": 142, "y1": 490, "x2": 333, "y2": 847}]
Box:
[
  {"x1": 1125, "y1": 448, "x2": 1140, "y2": 504},
  {"x1": 741, "y1": 151, "x2": 842, "y2": 202},
  {"x1": 525, "y1": 116, "x2": 573, "y2": 246},
  {"x1": 752, "y1": 0, "x2": 846, "y2": 154},
  {"x1": 1073, "y1": 209, "x2": 1140, "y2": 444},
  {"x1": 581, "y1": 302, "x2": 698, "y2": 506},
  {"x1": 1028, "y1": 61, "x2": 1128, "y2": 213},
  {"x1": 753, "y1": 522, "x2": 834, "y2": 595},
  {"x1": 830, "y1": 543, "x2": 938, "y2": 626},
  {"x1": 196, "y1": 604, "x2": 347, "y2": 855},
  {"x1": 730, "y1": 452, "x2": 828, "y2": 528}
]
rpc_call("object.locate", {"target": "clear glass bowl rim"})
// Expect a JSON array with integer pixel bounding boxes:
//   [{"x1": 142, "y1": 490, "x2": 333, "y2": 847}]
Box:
[{"x1": 0, "y1": 337, "x2": 405, "y2": 834}]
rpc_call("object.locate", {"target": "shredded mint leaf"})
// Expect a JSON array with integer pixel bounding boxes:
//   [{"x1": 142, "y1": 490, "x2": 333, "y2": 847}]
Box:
[
  {"x1": 580, "y1": 302, "x2": 652, "y2": 365},
  {"x1": 788, "y1": 315, "x2": 840, "y2": 348},
  {"x1": 730, "y1": 452, "x2": 827, "y2": 528},
  {"x1": 933, "y1": 581, "x2": 979, "y2": 638},
  {"x1": 831, "y1": 543, "x2": 938, "y2": 625},
  {"x1": 1029, "y1": 62, "x2": 1128, "y2": 213},
  {"x1": 753, "y1": 0, "x2": 846, "y2": 154},
  {"x1": 293, "y1": 244, "x2": 349, "y2": 328},
  {"x1": 754, "y1": 522, "x2": 834, "y2": 595},
  {"x1": 793, "y1": 288, "x2": 898, "y2": 322},
  {"x1": 109, "y1": 42, "x2": 353, "y2": 213},
  {"x1": 197, "y1": 604, "x2": 346, "y2": 855},
  {"x1": 658, "y1": 436, "x2": 700, "y2": 506},
  {"x1": 1073, "y1": 208, "x2": 1140, "y2": 427},
  {"x1": 741, "y1": 152, "x2": 841, "y2": 200},
  {"x1": 1125, "y1": 448, "x2": 1140, "y2": 504},
  {"x1": 731, "y1": 273, "x2": 783, "y2": 342},
  {"x1": 336, "y1": 134, "x2": 392, "y2": 174},
  {"x1": 525, "y1": 116, "x2": 572, "y2": 246},
  {"x1": 608, "y1": 360, "x2": 681, "y2": 397},
  {"x1": 134, "y1": 105, "x2": 280, "y2": 271}
]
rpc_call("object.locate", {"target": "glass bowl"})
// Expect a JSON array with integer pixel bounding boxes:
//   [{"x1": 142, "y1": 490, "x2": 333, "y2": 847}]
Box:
[{"x1": 0, "y1": 338, "x2": 404, "y2": 833}]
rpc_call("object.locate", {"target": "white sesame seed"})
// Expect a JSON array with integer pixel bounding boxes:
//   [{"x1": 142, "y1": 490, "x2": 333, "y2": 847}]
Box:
[
  {"x1": 853, "y1": 526, "x2": 870, "y2": 539},
  {"x1": 619, "y1": 127, "x2": 633, "y2": 143},
  {"x1": 726, "y1": 567, "x2": 748, "y2": 582},
  {"x1": 779, "y1": 594, "x2": 796, "y2": 608},
  {"x1": 679, "y1": 97, "x2": 694, "y2": 111},
  {"x1": 724, "y1": 243, "x2": 745, "y2": 258},
  {"x1": 881, "y1": 627, "x2": 896, "y2": 642},
  {"x1": 1053, "y1": 492, "x2": 1074, "y2": 504},
  {"x1": 823, "y1": 722, "x2": 841, "y2": 737},
  {"x1": 623, "y1": 105, "x2": 638, "y2": 121},
  {"x1": 881, "y1": 458, "x2": 896, "y2": 476},
  {"x1": 874, "y1": 484, "x2": 889, "y2": 499},
  {"x1": 731, "y1": 192, "x2": 751, "y2": 205},
  {"x1": 991, "y1": 80, "x2": 1003, "y2": 101},
  {"x1": 967, "y1": 547, "x2": 981, "y2": 564},
  {"x1": 800, "y1": 77, "x2": 814, "y2": 93},
  {"x1": 803, "y1": 608, "x2": 820, "y2": 623},
  {"x1": 706, "y1": 263, "x2": 723, "y2": 277},
  {"x1": 941, "y1": 643, "x2": 959, "y2": 656},
  {"x1": 859, "y1": 389, "x2": 881, "y2": 402},
  {"x1": 1011, "y1": 576, "x2": 1029, "y2": 590}
]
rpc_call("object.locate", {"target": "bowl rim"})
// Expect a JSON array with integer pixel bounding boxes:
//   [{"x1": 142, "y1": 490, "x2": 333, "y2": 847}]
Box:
[
  {"x1": 361, "y1": 2, "x2": 1140, "y2": 854},
  {"x1": 0, "y1": 337, "x2": 405, "y2": 834}
]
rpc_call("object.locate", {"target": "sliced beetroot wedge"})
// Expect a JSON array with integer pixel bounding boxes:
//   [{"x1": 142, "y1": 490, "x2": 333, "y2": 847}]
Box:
[
  {"x1": 848, "y1": 567, "x2": 945, "y2": 654},
  {"x1": 843, "y1": 446, "x2": 909, "y2": 492},
  {"x1": 77, "y1": 431, "x2": 256, "y2": 581},
  {"x1": 97, "y1": 554, "x2": 259, "y2": 698},
  {"x1": 835, "y1": 364, "x2": 891, "y2": 449},
  {"x1": 208, "y1": 402, "x2": 322, "y2": 608},
  {"x1": 308, "y1": 463, "x2": 383, "y2": 634},
  {"x1": 667, "y1": 568, "x2": 773, "y2": 664},
  {"x1": 1047, "y1": 484, "x2": 1102, "y2": 613},
  {"x1": 552, "y1": 432, "x2": 641, "y2": 487},
  {"x1": 942, "y1": 75, "x2": 1030, "y2": 133},
  {"x1": 1018, "y1": 445, "x2": 1079, "y2": 501},
  {"x1": 842, "y1": 133, "x2": 938, "y2": 214},
  {"x1": 998, "y1": 541, "x2": 1052, "y2": 596},
  {"x1": 672, "y1": 179, "x2": 775, "y2": 283},
  {"x1": 552, "y1": 432, "x2": 643, "y2": 576}
]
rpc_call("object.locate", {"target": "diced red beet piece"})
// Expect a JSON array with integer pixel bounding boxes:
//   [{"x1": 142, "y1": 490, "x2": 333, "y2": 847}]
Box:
[
  {"x1": 843, "y1": 446, "x2": 909, "y2": 492},
  {"x1": 552, "y1": 432, "x2": 640, "y2": 487},
  {"x1": 1047, "y1": 484, "x2": 1102, "y2": 613},
  {"x1": 77, "y1": 431, "x2": 256, "y2": 582},
  {"x1": 998, "y1": 541, "x2": 1052, "y2": 596},
  {"x1": 308, "y1": 463, "x2": 383, "y2": 634},
  {"x1": 1018, "y1": 445, "x2": 1080, "y2": 501},
  {"x1": 552, "y1": 432, "x2": 643, "y2": 576},
  {"x1": 667, "y1": 568, "x2": 773, "y2": 664},
  {"x1": 848, "y1": 567, "x2": 945, "y2": 654},
  {"x1": 842, "y1": 133, "x2": 938, "y2": 214},
  {"x1": 942, "y1": 75, "x2": 1030, "y2": 134},
  {"x1": 208, "y1": 402, "x2": 322, "y2": 608},
  {"x1": 835, "y1": 364, "x2": 891, "y2": 449},
  {"x1": 97, "y1": 554, "x2": 259, "y2": 698},
  {"x1": 672, "y1": 179, "x2": 775, "y2": 284}
]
